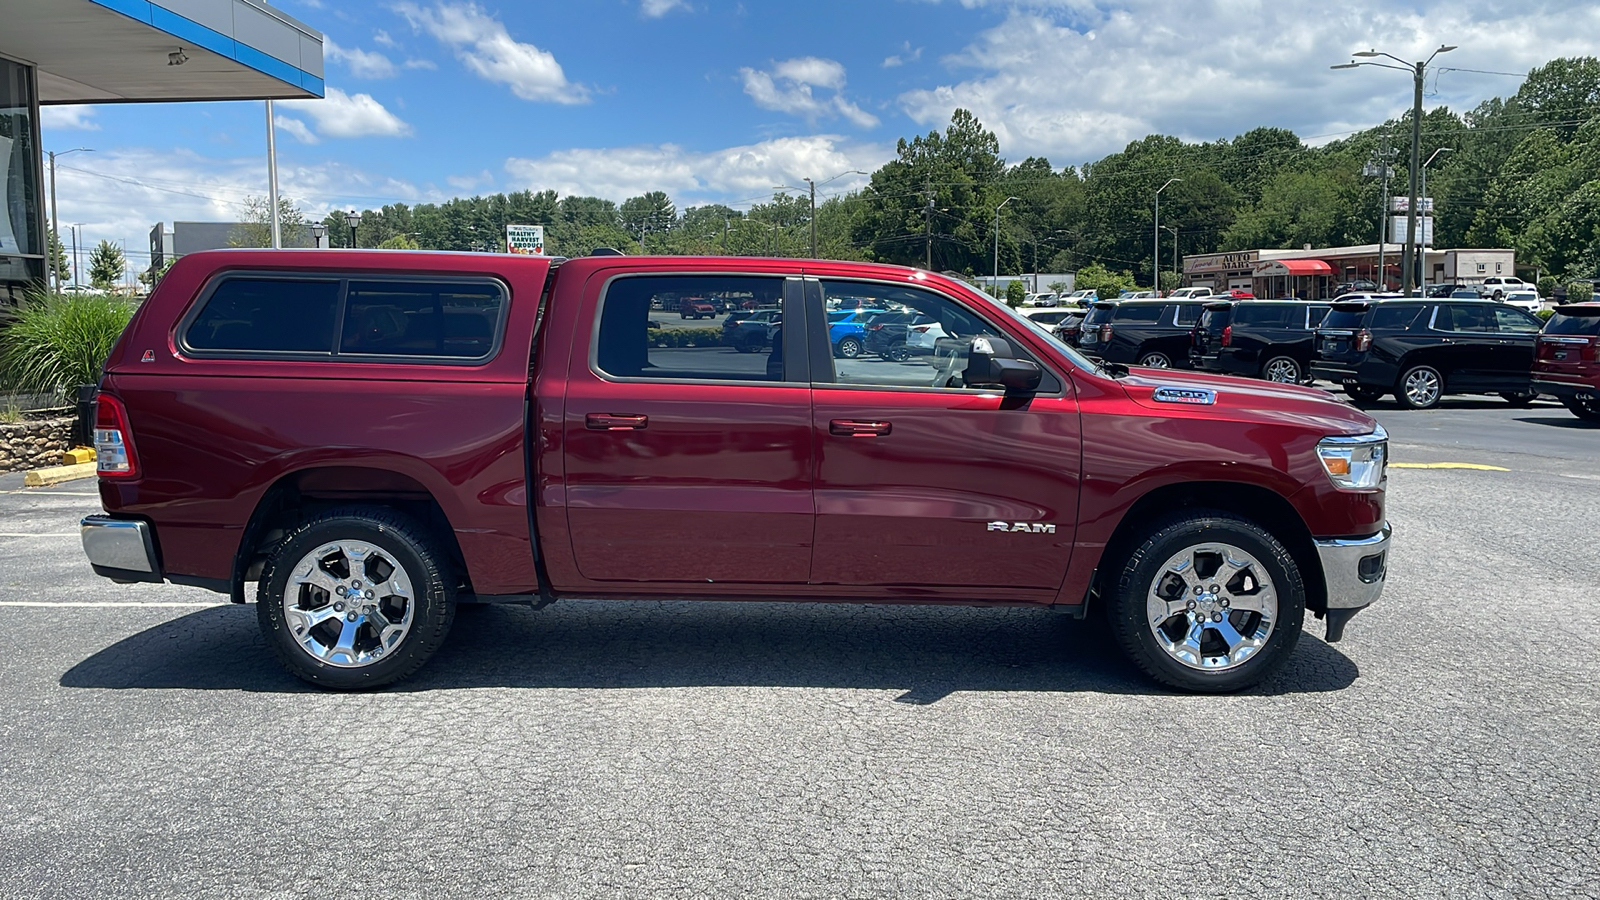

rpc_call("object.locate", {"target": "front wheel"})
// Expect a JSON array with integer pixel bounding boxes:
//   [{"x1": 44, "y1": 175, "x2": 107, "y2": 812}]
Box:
[
  {"x1": 1397, "y1": 364, "x2": 1444, "y2": 409},
  {"x1": 257, "y1": 507, "x2": 456, "y2": 690},
  {"x1": 1137, "y1": 351, "x2": 1172, "y2": 368},
  {"x1": 1261, "y1": 356, "x2": 1302, "y2": 384},
  {"x1": 883, "y1": 344, "x2": 912, "y2": 362},
  {"x1": 836, "y1": 337, "x2": 863, "y2": 359},
  {"x1": 1107, "y1": 511, "x2": 1305, "y2": 693}
]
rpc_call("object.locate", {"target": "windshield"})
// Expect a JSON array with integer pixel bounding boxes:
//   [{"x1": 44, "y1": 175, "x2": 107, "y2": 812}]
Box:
[{"x1": 991, "y1": 301, "x2": 1100, "y2": 372}]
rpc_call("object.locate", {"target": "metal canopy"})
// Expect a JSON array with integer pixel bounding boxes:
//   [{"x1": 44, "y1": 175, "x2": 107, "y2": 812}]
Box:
[{"x1": 1, "y1": 0, "x2": 323, "y2": 103}]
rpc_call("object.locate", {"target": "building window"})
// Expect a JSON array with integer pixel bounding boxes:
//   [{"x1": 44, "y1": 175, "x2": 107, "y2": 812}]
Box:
[
  {"x1": 1, "y1": 57, "x2": 43, "y2": 275},
  {"x1": 1477, "y1": 263, "x2": 1486, "y2": 273},
  {"x1": 1495, "y1": 262, "x2": 1503, "y2": 273}
]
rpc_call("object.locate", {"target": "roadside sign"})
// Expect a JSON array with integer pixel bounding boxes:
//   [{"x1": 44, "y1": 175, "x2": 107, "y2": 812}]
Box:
[{"x1": 506, "y1": 224, "x2": 545, "y2": 255}]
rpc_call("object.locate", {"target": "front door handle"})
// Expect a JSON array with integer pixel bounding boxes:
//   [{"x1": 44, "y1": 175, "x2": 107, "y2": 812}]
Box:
[
  {"x1": 586, "y1": 413, "x2": 648, "y2": 431},
  {"x1": 830, "y1": 419, "x2": 891, "y2": 437}
]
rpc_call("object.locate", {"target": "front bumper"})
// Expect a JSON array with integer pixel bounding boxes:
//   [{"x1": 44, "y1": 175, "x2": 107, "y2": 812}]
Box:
[
  {"x1": 1313, "y1": 523, "x2": 1391, "y2": 641},
  {"x1": 81, "y1": 515, "x2": 162, "y2": 583}
]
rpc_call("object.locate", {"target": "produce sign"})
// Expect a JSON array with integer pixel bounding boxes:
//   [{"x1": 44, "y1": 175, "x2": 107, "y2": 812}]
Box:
[{"x1": 506, "y1": 224, "x2": 545, "y2": 255}]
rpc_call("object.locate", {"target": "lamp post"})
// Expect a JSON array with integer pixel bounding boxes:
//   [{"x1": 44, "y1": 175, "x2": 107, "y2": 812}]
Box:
[
  {"x1": 344, "y1": 210, "x2": 361, "y2": 249},
  {"x1": 265, "y1": 100, "x2": 281, "y2": 249},
  {"x1": 994, "y1": 196, "x2": 1019, "y2": 295},
  {"x1": 1332, "y1": 43, "x2": 1456, "y2": 296},
  {"x1": 310, "y1": 222, "x2": 327, "y2": 249},
  {"x1": 1418, "y1": 147, "x2": 1453, "y2": 287},
  {"x1": 1162, "y1": 225, "x2": 1179, "y2": 281},
  {"x1": 70, "y1": 223, "x2": 83, "y2": 288},
  {"x1": 47, "y1": 148, "x2": 93, "y2": 291},
  {"x1": 1154, "y1": 178, "x2": 1181, "y2": 292}
]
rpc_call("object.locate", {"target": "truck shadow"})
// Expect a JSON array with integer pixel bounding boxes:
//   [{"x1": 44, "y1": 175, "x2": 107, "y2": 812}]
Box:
[
  {"x1": 60, "y1": 600, "x2": 1359, "y2": 699},
  {"x1": 1513, "y1": 415, "x2": 1599, "y2": 429}
]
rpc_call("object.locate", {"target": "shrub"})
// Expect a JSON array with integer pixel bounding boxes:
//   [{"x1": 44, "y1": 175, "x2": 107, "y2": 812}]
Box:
[
  {"x1": 1005, "y1": 280, "x2": 1026, "y2": 308},
  {"x1": 1537, "y1": 308, "x2": 1555, "y2": 322},
  {"x1": 650, "y1": 327, "x2": 725, "y2": 348},
  {"x1": 0, "y1": 292, "x2": 135, "y2": 399},
  {"x1": 1537, "y1": 275, "x2": 1559, "y2": 298},
  {"x1": 1568, "y1": 281, "x2": 1594, "y2": 304}
]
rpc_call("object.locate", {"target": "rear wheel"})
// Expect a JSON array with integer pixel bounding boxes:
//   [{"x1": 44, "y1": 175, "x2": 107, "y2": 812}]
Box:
[
  {"x1": 1261, "y1": 356, "x2": 1302, "y2": 384},
  {"x1": 883, "y1": 344, "x2": 912, "y2": 362},
  {"x1": 257, "y1": 507, "x2": 455, "y2": 690},
  {"x1": 836, "y1": 336, "x2": 863, "y2": 359},
  {"x1": 1137, "y1": 351, "x2": 1172, "y2": 368},
  {"x1": 1565, "y1": 395, "x2": 1600, "y2": 421},
  {"x1": 1499, "y1": 390, "x2": 1537, "y2": 407},
  {"x1": 1107, "y1": 511, "x2": 1305, "y2": 693},
  {"x1": 1397, "y1": 364, "x2": 1444, "y2": 409},
  {"x1": 1344, "y1": 384, "x2": 1385, "y2": 403}
]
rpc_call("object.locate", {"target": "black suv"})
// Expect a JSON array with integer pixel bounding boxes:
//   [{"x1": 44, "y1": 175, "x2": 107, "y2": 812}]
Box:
[
  {"x1": 1077, "y1": 299, "x2": 1209, "y2": 367},
  {"x1": 1311, "y1": 298, "x2": 1543, "y2": 409},
  {"x1": 862, "y1": 311, "x2": 935, "y2": 361},
  {"x1": 1191, "y1": 300, "x2": 1331, "y2": 383}
]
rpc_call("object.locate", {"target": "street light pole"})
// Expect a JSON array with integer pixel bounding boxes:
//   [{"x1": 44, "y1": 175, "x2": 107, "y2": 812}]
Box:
[
  {"x1": 1419, "y1": 147, "x2": 1453, "y2": 287},
  {"x1": 1154, "y1": 178, "x2": 1181, "y2": 292},
  {"x1": 265, "y1": 100, "x2": 281, "y2": 249},
  {"x1": 1162, "y1": 225, "x2": 1179, "y2": 280},
  {"x1": 345, "y1": 210, "x2": 361, "y2": 249},
  {"x1": 47, "y1": 148, "x2": 93, "y2": 291},
  {"x1": 70, "y1": 223, "x2": 82, "y2": 288},
  {"x1": 994, "y1": 196, "x2": 1019, "y2": 296},
  {"x1": 1333, "y1": 43, "x2": 1455, "y2": 296}
]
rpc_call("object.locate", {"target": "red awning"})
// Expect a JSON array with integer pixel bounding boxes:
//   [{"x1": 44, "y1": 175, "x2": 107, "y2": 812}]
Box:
[{"x1": 1253, "y1": 259, "x2": 1333, "y2": 277}]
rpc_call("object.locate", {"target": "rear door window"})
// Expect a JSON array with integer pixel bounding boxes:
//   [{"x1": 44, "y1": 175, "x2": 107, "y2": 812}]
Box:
[
  {"x1": 1173, "y1": 303, "x2": 1201, "y2": 326},
  {"x1": 1235, "y1": 305, "x2": 1294, "y2": 328},
  {"x1": 1492, "y1": 307, "x2": 1542, "y2": 334},
  {"x1": 1114, "y1": 304, "x2": 1163, "y2": 323},
  {"x1": 595, "y1": 275, "x2": 789, "y2": 383},
  {"x1": 1440, "y1": 304, "x2": 1495, "y2": 333},
  {"x1": 1306, "y1": 306, "x2": 1330, "y2": 328},
  {"x1": 1369, "y1": 305, "x2": 1422, "y2": 330}
]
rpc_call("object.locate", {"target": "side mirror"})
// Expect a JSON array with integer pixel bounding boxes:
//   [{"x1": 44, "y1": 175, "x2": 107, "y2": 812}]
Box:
[
  {"x1": 993, "y1": 358, "x2": 1042, "y2": 393},
  {"x1": 963, "y1": 337, "x2": 1042, "y2": 393}
]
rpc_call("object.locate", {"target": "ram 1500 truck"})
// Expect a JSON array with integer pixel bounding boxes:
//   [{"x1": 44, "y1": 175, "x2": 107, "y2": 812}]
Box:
[{"x1": 81, "y1": 250, "x2": 1391, "y2": 692}]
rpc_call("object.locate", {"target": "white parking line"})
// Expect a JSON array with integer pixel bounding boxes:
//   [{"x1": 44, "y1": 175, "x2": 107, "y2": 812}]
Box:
[
  {"x1": 0, "y1": 490, "x2": 99, "y2": 496},
  {"x1": 0, "y1": 601, "x2": 224, "y2": 608},
  {"x1": 0, "y1": 533, "x2": 79, "y2": 538}
]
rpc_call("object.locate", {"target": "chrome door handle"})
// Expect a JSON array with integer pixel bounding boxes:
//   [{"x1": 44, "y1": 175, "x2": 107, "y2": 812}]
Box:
[
  {"x1": 586, "y1": 413, "x2": 648, "y2": 430},
  {"x1": 830, "y1": 419, "x2": 891, "y2": 437}
]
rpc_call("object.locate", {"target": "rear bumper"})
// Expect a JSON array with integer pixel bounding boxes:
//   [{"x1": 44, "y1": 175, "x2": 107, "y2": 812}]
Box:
[
  {"x1": 1311, "y1": 362, "x2": 1362, "y2": 384},
  {"x1": 81, "y1": 515, "x2": 162, "y2": 583},
  {"x1": 1315, "y1": 523, "x2": 1390, "y2": 610},
  {"x1": 1532, "y1": 377, "x2": 1598, "y2": 403}
]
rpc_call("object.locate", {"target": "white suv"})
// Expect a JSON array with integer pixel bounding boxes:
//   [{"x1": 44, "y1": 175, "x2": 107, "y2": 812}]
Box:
[{"x1": 1477, "y1": 276, "x2": 1529, "y2": 299}]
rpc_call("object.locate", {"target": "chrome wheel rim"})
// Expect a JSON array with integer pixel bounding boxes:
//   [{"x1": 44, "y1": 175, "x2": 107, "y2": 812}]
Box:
[
  {"x1": 1139, "y1": 353, "x2": 1170, "y2": 368},
  {"x1": 1264, "y1": 358, "x2": 1300, "y2": 383},
  {"x1": 284, "y1": 540, "x2": 415, "y2": 668},
  {"x1": 839, "y1": 339, "x2": 861, "y2": 358},
  {"x1": 1403, "y1": 368, "x2": 1441, "y2": 407},
  {"x1": 1145, "y1": 541, "x2": 1278, "y2": 672}
]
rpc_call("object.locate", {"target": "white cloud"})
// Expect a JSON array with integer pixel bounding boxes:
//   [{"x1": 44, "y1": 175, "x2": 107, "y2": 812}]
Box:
[
  {"x1": 640, "y1": 0, "x2": 688, "y2": 17},
  {"x1": 447, "y1": 169, "x2": 495, "y2": 191},
  {"x1": 373, "y1": 29, "x2": 399, "y2": 49},
  {"x1": 395, "y1": 2, "x2": 588, "y2": 103},
  {"x1": 404, "y1": 58, "x2": 438, "y2": 70},
  {"x1": 326, "y1": 40, "x2": 398, "y2": 79},
  {"x1": 39, "y1": 105, "x2": 99, "y2": 131},
  {"x1": 503, "y1": 136, "x2": 889, "y2": 208},
  {"x1": 278, "y1": 87, "x2": 412, "y2": 139},
  {"x1": 740, "y1": 58, "x2": 880, "y2": 128},
  {"x1": 274, "y1": 115, "x2": 320, "y2": 145},
  {"x1": 897, "y1": 1, "x2": 1600, "y2": 165},
  {"x1": 882, "y1": 44, "x2": 923, "y2": 68}
]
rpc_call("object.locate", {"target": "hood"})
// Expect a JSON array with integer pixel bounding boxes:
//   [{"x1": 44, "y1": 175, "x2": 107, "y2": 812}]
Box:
[{"x1": 1116, "y1": 368, "x2": 1378, "y2": 436}]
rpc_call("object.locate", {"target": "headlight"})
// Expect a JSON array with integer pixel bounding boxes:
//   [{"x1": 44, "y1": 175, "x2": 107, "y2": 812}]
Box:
[{"x1": 1317, "y1": 425, "x2": 1387, "y2": 490}]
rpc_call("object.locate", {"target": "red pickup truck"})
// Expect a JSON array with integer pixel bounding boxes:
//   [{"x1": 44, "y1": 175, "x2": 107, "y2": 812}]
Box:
[{"x1": 81, "y1": 250, "x2": 1391, "y2": 692}]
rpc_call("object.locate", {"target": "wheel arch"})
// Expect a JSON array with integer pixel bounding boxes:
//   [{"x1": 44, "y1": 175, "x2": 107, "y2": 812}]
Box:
[
  {"x1": 1095, "y1": 480, "x2": 1327, "y2": 616},
  {"x1": 230, "y1": 465, "x2": 472, "y2": 604}
]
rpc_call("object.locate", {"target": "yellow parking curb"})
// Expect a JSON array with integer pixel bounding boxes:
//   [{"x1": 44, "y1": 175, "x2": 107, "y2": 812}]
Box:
[
  {"x1": 1390, "y1": 462, "x2": 1509, "y2": 471},
  {"x1": 61, "y1": 446, "x2": 96, "y2": 465},
  {"x1": 23, "y1": 461, "x2": 97, "y2": 487}
]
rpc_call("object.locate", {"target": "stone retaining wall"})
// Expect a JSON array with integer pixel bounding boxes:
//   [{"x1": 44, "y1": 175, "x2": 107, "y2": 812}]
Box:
[{"x1": 0, "y1": 413, "x2": 74, "y2": 474}]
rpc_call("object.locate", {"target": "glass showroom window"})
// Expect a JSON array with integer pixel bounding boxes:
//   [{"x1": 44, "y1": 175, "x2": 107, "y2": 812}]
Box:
[{"x1": 0, "y1": 56, "x2": 44, "y2": 287}]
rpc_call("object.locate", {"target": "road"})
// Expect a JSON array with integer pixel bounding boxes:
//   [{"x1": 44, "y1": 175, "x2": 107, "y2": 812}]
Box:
[{"x1": 0, "y1": 400, "x2": 1596, "y2": 899}]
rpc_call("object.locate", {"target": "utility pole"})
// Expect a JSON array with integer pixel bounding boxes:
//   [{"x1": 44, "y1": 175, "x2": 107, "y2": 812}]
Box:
[
  {"x1": 923, "y1": 184, "x2": 935, "y2": 271},
  {"x1": 47, "y1": 148, "x2": 93, "y2": 291},
  {"x1": 994, "y1": 196, "x2": 1018, "y2": 295},
  {"x1": 1367, "y1": 132, "x2": 1393, "y2": 289},
  {"x1": 1154, "y1": 178, "x2": 1181, "y2": 292},
  {"x1": 805, "y1": 178, "x2": 817, "y2": 258},
  {"x1": 71, "y1": 223, "x2": 82, "y2": 288},
  {"x1": 723, "y1": 216, "x2": 730, "y2": 255},
  {"x1": 266, "y1": 100, "x2": 282, "y2": 249}
]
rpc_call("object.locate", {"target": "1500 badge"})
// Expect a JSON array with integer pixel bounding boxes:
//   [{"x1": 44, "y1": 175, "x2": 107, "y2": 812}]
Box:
[{"x1": 988, "y1": 522, "x2": 1057, "y2": 534}]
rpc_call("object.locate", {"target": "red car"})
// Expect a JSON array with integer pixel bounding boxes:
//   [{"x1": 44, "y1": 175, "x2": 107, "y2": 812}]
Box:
[
  {"x1": 678, "y1": 296, "x2": 716, "y2": 319},
  {"x1": 1532, "y1": 302, "x2": 1600, "y2": 421},
  {"x1": 81, "y1": 250, "x2": 1391, "y2": 693}
]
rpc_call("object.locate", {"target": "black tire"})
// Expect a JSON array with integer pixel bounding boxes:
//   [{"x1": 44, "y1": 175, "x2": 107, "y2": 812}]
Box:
[
  {"x1": 1397, "y1": 364, "x2": 1445, "y2": 409},
  {"x1": 257, "y1": 506, "x2": 456, "y2": 690},
  {"x1": 1137, "y1": 351, "x2": 1172, "y2": 368},
  {"x1": 837, "y1": 337, "x2": 863, "y2": 359},
  {"x1": 1345, "y1": 384, "x2": 1385, "y2": 403},
  {"x1": 1261, "y1": 356, "x2": 1302, "y2": 384},
  {"x1": 1564, "y1": 396, "x2": 1600, "y2": 422},
  {"x1": 734, "y1": 342, "x2": 757, "y2": 353},
  {"x1": 884, "y1": 344, "x2": 912, "y2": 362},
  {"x1": 679, "y1": 312, "x2": 688, "y2": 319},
  {"x1": 1498, "y1": 390, "x2": 1537, "y2": 407},
  {"x1": 1107, "y1": 510, "x2": 1305, "y2": 693}
]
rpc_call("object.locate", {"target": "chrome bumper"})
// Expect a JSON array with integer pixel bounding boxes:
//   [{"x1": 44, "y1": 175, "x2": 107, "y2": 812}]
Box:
[
  {"x1": 1315, "y1": 523, "x2": 1391, "y2": 610},
  {"x1": 81, "y1": 515, "x2": 160, "y2": 580}
]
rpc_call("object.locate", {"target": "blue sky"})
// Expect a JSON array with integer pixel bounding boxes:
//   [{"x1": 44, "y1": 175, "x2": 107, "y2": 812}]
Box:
[{"x1": 40, "y1": 0, "x2": 1600, "y2": 275}]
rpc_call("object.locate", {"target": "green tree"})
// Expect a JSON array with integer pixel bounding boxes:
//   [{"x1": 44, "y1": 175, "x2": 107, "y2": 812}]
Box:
[
  {"x1": 1005, "y1": 279, "x2": 1026, "y2": 307},
  {"x1": 229, "y1": 195, "x2": 311, "y2": 248},
  {"x1": 376, "y1": 233, "x2": 421, "y2": 250},
  {"x1": 46, "y1": 231, "x2": 70, "y2": 284},
  {"x1": 1072, "y1": 262, "x2": 1137, "y2": 298},
  {"x1": 620, "y1": 191, "x2": 677, "y2": 250},
  {"x1": 87, "y1": 240, "x2": 125, "y2": 291}
]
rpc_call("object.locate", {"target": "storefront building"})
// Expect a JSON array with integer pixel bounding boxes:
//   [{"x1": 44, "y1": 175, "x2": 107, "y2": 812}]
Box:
[
  {"x1": 1182, "y1": 243, "x2": 1517, "y2": 299},
  {"x1": 1, "y1": 0, "x2": 324, "y2": 301}
]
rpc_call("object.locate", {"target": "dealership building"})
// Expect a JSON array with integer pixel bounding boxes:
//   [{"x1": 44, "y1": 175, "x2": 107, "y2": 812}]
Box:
[
  {"x1": 1, "y1": 0, "x2": 324, "y2": 302},
  {"x1": 1181, "y1": 243, "x2": 1518, "y2": 299}
]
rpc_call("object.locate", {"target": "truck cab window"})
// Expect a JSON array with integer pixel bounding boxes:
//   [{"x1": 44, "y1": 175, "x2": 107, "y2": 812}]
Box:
[{"x1": 594, "y1": 275, "x2": 789, "y2": 382}]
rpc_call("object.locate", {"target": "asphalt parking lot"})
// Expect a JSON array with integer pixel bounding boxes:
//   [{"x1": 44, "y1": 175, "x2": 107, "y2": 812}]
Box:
[{"x1": 1, "y1": 396, "x2": 1597, "y2": 899}]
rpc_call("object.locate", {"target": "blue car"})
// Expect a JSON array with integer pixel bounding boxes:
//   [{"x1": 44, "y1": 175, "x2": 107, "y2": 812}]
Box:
[{"x1": 827, "y1": 309, "x2": 878, "y2": 358}]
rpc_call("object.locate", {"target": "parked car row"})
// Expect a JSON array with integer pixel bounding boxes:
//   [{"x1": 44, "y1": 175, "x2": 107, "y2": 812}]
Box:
[{"x1": 1057, "y1": 294, "x2": 1599, "y2": 421}]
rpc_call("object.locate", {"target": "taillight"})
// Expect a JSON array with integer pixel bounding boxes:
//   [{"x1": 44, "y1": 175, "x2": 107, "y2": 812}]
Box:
[
  {"x1": 1221, "y1": 325, "x2": 1233, "y2": 348},
  {"x1": 911, "y1": 325, "x2": 931, "y2": 334},
  {"x1": 1355, "y1": 329, "x2": 1372, "y2": 352},
  {"x1": 1100, "y1": 324, "x2": 1113, "y2": 342},
  {"x1": 94, "y1": 393, "x2": 139, "y2": 479}
]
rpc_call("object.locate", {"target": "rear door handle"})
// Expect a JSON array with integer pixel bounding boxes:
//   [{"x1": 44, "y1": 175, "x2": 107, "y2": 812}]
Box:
[
  {"x1": 586, "y1": 413, "x2": 648, "y2": 430},
  {"x1": 830, "y1": 419, "x2": 891, "y2": 437}
]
